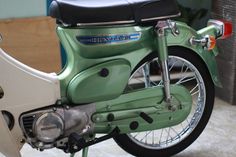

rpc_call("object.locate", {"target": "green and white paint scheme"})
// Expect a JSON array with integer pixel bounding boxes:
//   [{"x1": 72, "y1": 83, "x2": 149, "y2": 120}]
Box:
[{"x1": 0, "y1": 19, "x2": 221, "y2": 157}]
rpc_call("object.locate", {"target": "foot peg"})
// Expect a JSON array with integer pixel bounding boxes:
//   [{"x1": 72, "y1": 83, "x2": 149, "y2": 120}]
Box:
[{"x1": 139, "y1": 112, "x2": 153, "y2": 124}]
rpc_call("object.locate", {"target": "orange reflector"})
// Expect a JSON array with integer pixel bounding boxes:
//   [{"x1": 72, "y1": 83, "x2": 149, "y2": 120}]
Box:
[{"x1": 208, "y1": 36, "x2": 216, "y2": 51}]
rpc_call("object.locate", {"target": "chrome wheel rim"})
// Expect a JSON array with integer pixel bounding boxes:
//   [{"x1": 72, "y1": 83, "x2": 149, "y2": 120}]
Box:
[{"x1": 127, "y1": 56, "x2": 206, "y2": 150}]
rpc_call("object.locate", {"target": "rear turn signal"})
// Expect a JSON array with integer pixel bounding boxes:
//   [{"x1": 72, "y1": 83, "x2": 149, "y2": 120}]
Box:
[
  {"x1": 189, "y1": 35, "x2": 216, "y2": 51},
  {"x1": 208, "y1": 19, "x2": 233, "y2": 39},
  {"x1": 207, "y1": 36, "x2": 216, "y2": 51}
]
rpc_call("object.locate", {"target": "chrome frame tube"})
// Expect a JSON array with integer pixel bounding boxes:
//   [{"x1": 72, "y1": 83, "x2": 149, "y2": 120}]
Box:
[
  {"x1": 155, "y1": 20, "x2": 178, "y2": 103},
  {"x1": 160, "y1": 60, "x2": 171, "y2": 102}
]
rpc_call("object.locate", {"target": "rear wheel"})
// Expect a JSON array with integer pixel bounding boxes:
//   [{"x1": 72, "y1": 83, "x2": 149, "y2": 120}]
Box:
[{"x1": 113, "y1": 47, "x2": 215, "y2": 157}]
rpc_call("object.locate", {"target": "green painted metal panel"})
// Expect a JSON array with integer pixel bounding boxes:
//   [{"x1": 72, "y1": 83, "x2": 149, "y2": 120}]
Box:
[
  {"x1": 94, "y1": 85, "x2": 192, "y2": 133},
  {"x1": 57, "y1": 25, "x2": 155, "y2": 99},
  {"x1": 57, "y1": 22, "x2": 221, "y2": 103},
  {"x1": 166, "y1": 22, "x2": 221, "y2": 87},
  {"x1": 67, "y1": 59, "x2": 131, "y2": 103}
]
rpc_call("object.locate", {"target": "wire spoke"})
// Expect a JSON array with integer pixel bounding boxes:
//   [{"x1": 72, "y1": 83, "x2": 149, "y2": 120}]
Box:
[
  {"x1": 165, "y1": 128, "x2": 172, "y2": 144},
  {"x1": 169, "y1": 59, "x2": 181, "y2": 72},
  {"x1": 191, "y1": 90, "x2": 200, "y2": 96},
  {"x1": 142, "y1": 64, "x2": 151, "y2": 88},
  {"x1": 152, "y1": 131, "x2": 155, "y2": 145},
  {"x1": 159, "y1": 129, "x2": 164, "y2": 144},
  {"x1": 190, "y1": 84, "x2": 199, "y2": 94},
  {"x1": 133, "y1": 132, "x2": 141, "y2": 138},
  {"x1": 176, "y1": 76, "x2": 196, "y2": 85},
  {"x1": 170, "y1": 127, "x2": 181, "y2": 141},
  {"x1": 140, "y1": 131, "x2": 152, "y2": 142}
]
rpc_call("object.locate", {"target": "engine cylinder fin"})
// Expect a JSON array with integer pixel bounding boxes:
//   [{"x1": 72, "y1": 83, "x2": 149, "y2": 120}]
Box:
[{"x1": 22, "y1": 115, "x2": 35, "y2": 137}]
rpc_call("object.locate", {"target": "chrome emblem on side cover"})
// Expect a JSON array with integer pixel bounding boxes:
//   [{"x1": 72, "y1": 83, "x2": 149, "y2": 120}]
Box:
[{"x1": 77, "y1": 32, "x2": 141, "y2": 45}]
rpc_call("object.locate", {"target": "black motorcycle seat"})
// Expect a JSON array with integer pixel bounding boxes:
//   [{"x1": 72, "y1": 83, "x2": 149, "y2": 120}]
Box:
[{"x1": 49, "y1": 0, "x2": 180, "y2": 26}]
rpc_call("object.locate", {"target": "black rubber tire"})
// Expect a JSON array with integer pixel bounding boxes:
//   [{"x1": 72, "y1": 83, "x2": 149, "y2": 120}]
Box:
[{"x1": 113, "y1": 47, "x2": 215, "y2": 157}]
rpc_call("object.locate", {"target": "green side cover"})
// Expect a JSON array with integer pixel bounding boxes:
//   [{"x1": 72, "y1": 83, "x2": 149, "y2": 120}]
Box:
[{"x1": 67, "y1": 59, "x2": 131, "y2": 103}]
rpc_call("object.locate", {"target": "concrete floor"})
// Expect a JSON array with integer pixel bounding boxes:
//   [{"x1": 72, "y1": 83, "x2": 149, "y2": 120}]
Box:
[{"x1": 1, "y1": 98, "x2": 236, "y2": 157}]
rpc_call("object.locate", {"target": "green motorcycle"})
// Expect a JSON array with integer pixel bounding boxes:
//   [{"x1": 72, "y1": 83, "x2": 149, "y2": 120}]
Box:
[{"x1": 0, "y1": 0, "x2": 232, "y2": 157}]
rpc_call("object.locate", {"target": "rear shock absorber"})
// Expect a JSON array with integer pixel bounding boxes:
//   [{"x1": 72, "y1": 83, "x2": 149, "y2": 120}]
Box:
[{"x1": 155, "y1": 20, "x2": 179, "y2": 103}]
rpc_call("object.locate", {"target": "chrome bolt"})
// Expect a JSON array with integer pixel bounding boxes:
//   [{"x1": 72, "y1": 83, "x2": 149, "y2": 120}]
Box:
[
  {"x1": 53, "y1": 107, "x2": 56, "y2": 111},
  {"x1": 38, "y1": 142, "x2": 44, "y2": 148},
  {"x1": 20, "y1": 139, "x2": 25, "y2": 144},
  {"x1": 95, "y1": 117, "x2": 100, "y2": 122},
  {"x1": 65, "y1": 105, "x2": 70, "y2": 110},
  {"x1": 73, "y1": 145, "x2": 78, "y2": 150}
]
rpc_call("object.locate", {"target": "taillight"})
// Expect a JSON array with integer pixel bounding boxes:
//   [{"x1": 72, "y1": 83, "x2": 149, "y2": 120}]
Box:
[{"x1": 208, "y1": 19, "x2": 233, "y2": 39}]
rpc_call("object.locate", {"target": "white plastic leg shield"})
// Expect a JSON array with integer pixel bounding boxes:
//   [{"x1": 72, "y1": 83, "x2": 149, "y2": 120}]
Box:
[
  {"x1": 0, "y1": 114, "x2": 20, "y2": 157},
  {"x1": 0, "y1": 48, "x2": 61, "y2": 157}
]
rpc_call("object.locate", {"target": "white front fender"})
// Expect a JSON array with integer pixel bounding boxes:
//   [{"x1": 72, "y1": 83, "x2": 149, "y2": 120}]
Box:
[{"x1": 0, "y1": 48, "x2": 61, "y2": 157}]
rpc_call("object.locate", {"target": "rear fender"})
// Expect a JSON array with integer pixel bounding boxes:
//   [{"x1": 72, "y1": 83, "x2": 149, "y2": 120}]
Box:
[{"x1": 167, "y1": 22, "x2": 222, "y2": 87}]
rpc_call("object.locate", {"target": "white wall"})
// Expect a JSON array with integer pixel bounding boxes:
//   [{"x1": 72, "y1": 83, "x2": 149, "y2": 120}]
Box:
[{"x1": 0, "y1": 0, "x2": 47, "y2": 19}]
